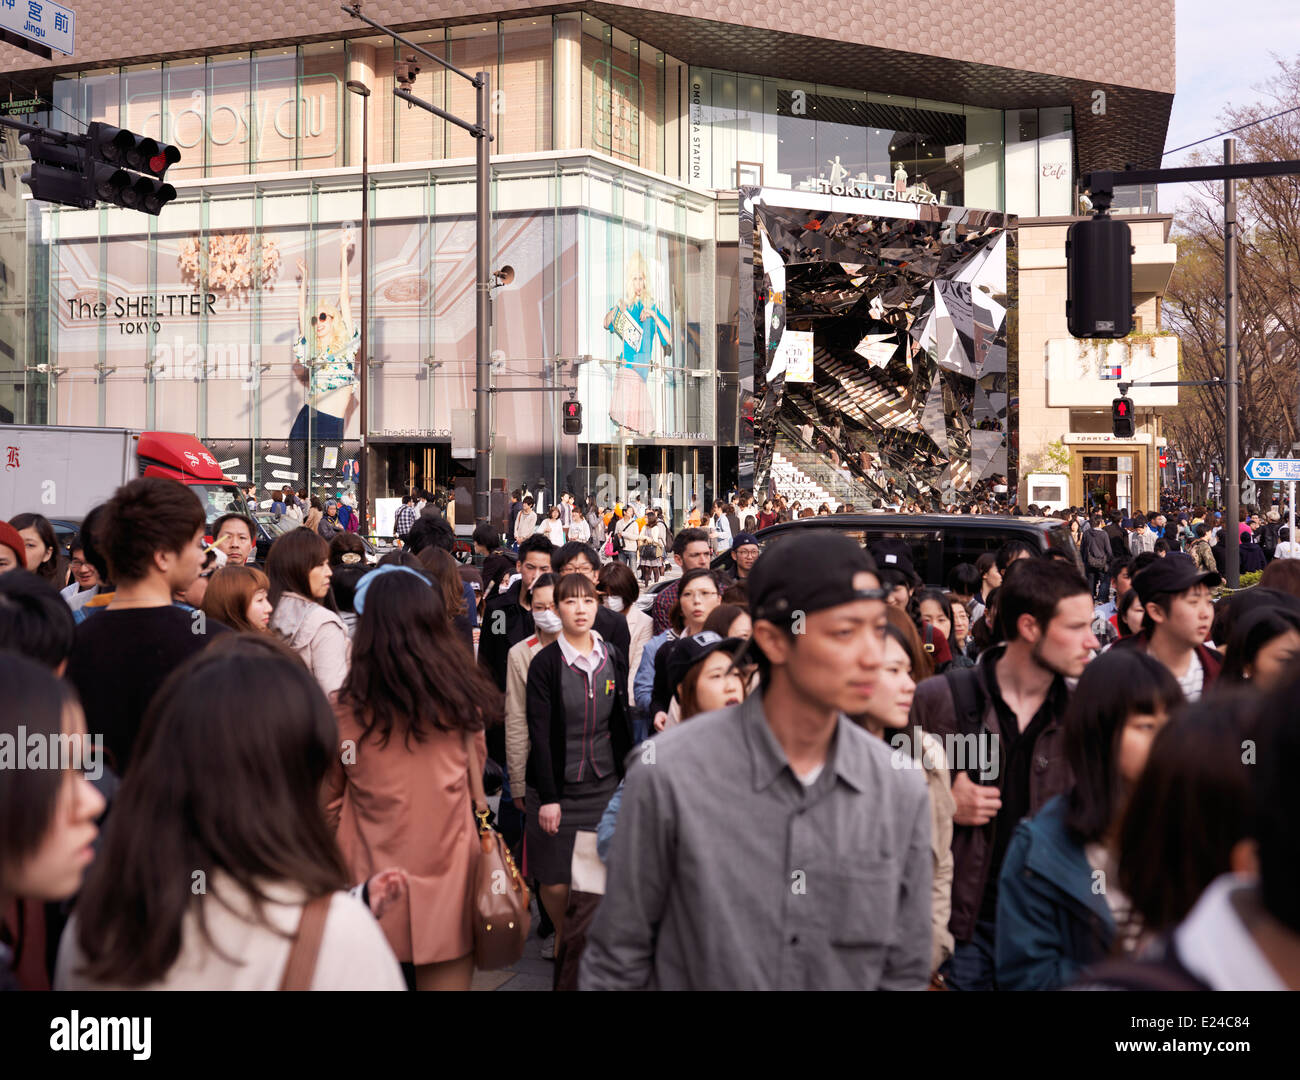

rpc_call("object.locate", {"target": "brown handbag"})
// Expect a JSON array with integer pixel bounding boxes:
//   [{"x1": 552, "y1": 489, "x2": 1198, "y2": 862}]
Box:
[{"x1": 463, "y1": 731, "x2": 531, "y2": 970}]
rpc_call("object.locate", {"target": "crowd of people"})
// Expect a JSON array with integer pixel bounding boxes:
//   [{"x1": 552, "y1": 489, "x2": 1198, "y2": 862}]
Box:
[{"x1": 1, "y1": 475, "x2": 1298, "y2": 992}]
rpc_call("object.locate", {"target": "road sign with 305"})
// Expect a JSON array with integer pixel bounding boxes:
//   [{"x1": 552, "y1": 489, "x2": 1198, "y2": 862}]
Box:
[{"x1": 1244, "y1": 458, "x2": 1300, "y2": 482}]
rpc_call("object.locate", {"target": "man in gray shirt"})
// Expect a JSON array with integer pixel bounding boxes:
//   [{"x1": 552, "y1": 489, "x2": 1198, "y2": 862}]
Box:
[{"x1": 581, "y1": 532, "x2": 932, "y2": 989}]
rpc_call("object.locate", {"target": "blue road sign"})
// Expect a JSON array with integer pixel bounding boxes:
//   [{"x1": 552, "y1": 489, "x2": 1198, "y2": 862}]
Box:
[
  {"x1": 0, "y1": 0, "x2": 74, "y2": 56},
  {"x1": 1245, "y1": 458, "x2": 1300, "y2": 482}
]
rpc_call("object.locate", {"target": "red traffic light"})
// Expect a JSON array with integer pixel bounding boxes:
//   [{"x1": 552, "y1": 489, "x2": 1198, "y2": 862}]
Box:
[{"x1": 1116, "y1": 400, "x2": 1128, "y2": 416}]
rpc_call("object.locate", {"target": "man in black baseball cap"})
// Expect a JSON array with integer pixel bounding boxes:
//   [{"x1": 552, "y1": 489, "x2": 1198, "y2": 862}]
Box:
[
  {"x1": 584, "y1": 530, "x2": 934, "y2": 990},
  {"x1": 1118, "y1": 551, "x2": 1222, "y2": 701}
]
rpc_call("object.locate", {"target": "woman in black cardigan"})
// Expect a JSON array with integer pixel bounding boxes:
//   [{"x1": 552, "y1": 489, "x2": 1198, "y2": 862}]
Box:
[{"x1": 525, "y1": 573, "x2": 633, "y2": 947}]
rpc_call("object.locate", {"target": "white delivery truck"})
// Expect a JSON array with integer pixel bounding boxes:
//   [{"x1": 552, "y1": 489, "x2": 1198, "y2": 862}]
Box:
[{"x1": 0, "y1": 426, "x2": 244, "y2": 529}]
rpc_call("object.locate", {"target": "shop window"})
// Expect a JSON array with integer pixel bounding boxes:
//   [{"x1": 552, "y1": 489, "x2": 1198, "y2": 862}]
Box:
[
  {"x1": 252, "y1": 49, "x2": 299, "y2": 174},
  {"x1": 500, "y1": 17, "x2": 553, "y2": 156},
  {"x1": 206, "y1": 55, "x2": 252, "y2": 177}
]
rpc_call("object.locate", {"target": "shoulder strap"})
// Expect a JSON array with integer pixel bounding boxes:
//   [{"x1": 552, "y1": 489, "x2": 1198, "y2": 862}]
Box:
[
  {"x1": 279, "y1": 894, "x2": 332, "y2": 991},
  {"x1": 463, "y1": 729, "x2": 489, "y2": 821}
]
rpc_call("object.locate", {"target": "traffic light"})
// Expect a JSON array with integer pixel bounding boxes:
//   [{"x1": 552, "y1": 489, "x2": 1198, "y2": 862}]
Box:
[
  {"x1": 19, "y1": 123, "x2": 181, "y2": 215},
  {"x1": 19, "y1": 129, "x2": 95, "y2": 210},
  {"x1": 86, "y1": 123, "x2": 180, "y2": 215},
  {"x1": 563, "y1": 400, "x2": 583, "y2": 435},
  {"x1": 1066, "y1": 214, "x2": 1134, "y2": 338},
  {"x1": 1111, "y1": 396, "x2": 1135, "y2": 439}
]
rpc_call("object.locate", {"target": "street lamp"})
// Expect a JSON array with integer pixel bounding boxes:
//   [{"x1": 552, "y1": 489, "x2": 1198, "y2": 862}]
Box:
[{"x1": 346, "y1": 79, "x2": 371, "y2": 536}]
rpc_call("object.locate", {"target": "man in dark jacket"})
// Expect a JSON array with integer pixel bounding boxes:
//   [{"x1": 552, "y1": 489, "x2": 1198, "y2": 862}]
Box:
[
  {"x1": 1104, "y1": 513, "x2": 1129, "y2": 562},
  {"x1": 1113, "y1": 553, "x2": 1222, "y2": 701},
  {"x1": 1082, "y1": 514, "x2": 1113, "y2": 602},
  {"x1": 910, "y1": 556, "x2": 1097, "y2": 990},
  {"x1": 478, "y1": 533, "x2": 555, "y2": 692}
]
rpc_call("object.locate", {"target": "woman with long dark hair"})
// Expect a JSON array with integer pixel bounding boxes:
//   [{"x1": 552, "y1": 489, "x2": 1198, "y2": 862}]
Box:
[
  {"x1": 327, "y1": 568, "x2": 502, "y2": 991},
  {"x1": 1115, "y1": 696, "x2": 1258, "y2": 941},
  {"x1": 0, "y1": 654, "x2": 105, "y2": 990},
  {"x1": 416, "y1": 546, "x2": 474, "y2": 651},
  {"x1": 9, "y1": 512, "x2": 66, "y2": 587},
  {"x1": 58, "y1": 637, "x2": 403, "y2": 989},
  {"x1": 851, "y1": 620, "x2": 954, "y2": 979},
  {"x1": 995, "y1": 650, "x2": 1183, "y2": 990},
  {"x1": 1218, "y1": 608, "x2": 1300, "y2": 692},
  {"x1": 266, "y1": 528, "x2": 349, "y2": 696}
]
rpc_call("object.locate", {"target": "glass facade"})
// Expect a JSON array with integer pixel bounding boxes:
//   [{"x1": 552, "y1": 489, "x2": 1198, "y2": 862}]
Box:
[
  {"x1": 687, "y1": 69, "x2": 1074, "y2": 214},
  {"x1": 0, "y1": 13, "x2": 1089, "y2": 513},
  {"x1": 26, "y1": 155, "x2": 715, "y2": 513}
]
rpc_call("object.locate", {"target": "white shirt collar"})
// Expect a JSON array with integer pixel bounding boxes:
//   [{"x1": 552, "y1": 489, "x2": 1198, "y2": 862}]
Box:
[
  {"x1": 1174, "y1": 873, "x2": 1287, "y2": 991},
  {"x1": 557, "y1": 629, "x2": 606, "y2": 671}
]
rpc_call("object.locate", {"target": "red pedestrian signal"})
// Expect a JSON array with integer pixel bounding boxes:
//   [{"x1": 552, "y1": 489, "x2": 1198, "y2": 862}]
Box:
[
  {"x1": 1111, "y1": 396, "x2": 1135, "y2": 439},
  {"x1": 563, "y1": 400, "x2": 583, "y2": 435}
]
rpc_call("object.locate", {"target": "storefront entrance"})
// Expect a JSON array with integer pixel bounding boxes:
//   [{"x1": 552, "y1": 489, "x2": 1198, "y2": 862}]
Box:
[
  {"x1": 575, "y1": 443, "x2": 715, "y2": 531},
  {"x1": 1078, "y1": 452, "x2": 1140, "y2": 515}
]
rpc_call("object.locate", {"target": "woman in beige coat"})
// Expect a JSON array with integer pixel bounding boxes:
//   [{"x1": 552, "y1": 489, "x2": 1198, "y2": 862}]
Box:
[
  {"x1": 853, "y1": 620, "x2": 956, "y2": 977},
  {"x1": 266, "y1": 528, "x2": 350, "y2": 697},
  {"x1": 324, "y1": 565, "x2": 503, "y2": 991}
]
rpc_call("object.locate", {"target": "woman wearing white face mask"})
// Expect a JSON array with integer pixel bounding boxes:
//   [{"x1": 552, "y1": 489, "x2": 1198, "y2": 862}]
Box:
[
  {"x1": 504, "y1": 574, "x2": 561, "y2": 815},
  {"x1": 598, "y1": 561, "x2": 652, "y2": 711}
]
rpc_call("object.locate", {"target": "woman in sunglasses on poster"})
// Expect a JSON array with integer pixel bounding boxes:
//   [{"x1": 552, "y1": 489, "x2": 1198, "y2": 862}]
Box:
[{"x1": 291, "y1": 228, "x2": 360, "y2": 441}]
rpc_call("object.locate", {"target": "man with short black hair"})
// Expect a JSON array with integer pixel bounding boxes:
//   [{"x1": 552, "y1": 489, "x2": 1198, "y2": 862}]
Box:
[
  {"x1": 553, "y1": 541, "x2": 630, "y2": 659},
  {"x1": 730, "y1": 532, "x2": 761, "y2": 581},
  {"x1": 650, "y1": 527, "x2": 715, "y2": 634},
  {"x1": 912, "y1": 557, "x2": 1097, "y2": 989},
  {"x1": 1082, "y1": 513, "x2": 1113, "y2": 602},
  {"x1": 394, "y1": 494, "x2": 417, "y2": 540},
  {"x1": 66, "y1": 478, "x2": 231, "y2": 774},
  {"x1": 213, "y1": 512, "x2": 256, "y2": 566},
  {"x1": 478, "y1": 533, "x2": 554, "y2": 692},
  {"x1": 584, "y1": 532, "x2": 932, "y2": 989},
  {"x1": 472, "y1": 521, "x2": 501, "y2": 557},
  {"x1": 0, "y1": 570, "x2": 76, "y2": 672},
  {"x1": 1116, "y1": 553, "x2": 1222, "y2": 701}
]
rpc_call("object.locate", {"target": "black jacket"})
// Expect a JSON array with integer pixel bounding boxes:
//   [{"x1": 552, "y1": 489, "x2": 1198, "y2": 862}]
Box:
[
  {"x1": 1103, "y1": 523, "x2": 1129, "y2": 561},
  {"x1": 1082, "y1": 528, "x2": 1112, "y2": 570},
  {"x1": 479, "y1": 582, "x2": 631, "y2": 693},
  {"x1": 525, "y1": 640, "x2": 633, "y2": 804}
]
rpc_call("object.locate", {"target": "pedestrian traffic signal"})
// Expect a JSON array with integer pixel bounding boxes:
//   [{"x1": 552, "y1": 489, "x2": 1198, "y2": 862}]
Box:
[
  {"x1": 18, "y1": 123, "x2": 181, "y2": 215},
  {"x1": 19, "y1": 128, "x2": 95, "y2": 211},
  {"x1": 1066, "y1": 214, "x2": 1134, "y2": 338},
  {"x1": 1112, "y1": 396, "x2": 1135, "y2": 439},
  {"x1": 563, "y1": 400, "x2": 583, "y2": 435},
  {"x1": 86, "y1": 123, "x2": 180, "y2": 215}
]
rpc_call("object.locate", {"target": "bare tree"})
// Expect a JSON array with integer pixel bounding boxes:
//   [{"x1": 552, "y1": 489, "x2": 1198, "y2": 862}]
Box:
[{"x1": 1164, "y1": 57, "x2": 1300, "y2": 507}]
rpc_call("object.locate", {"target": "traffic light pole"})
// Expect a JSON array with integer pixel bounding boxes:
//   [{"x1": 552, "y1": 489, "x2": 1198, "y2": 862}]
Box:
[
  {"x1": 1082, "y1": 146, "x2": 1300, "y2": 588},
  {"x1": 343, "y1": 2, "x2": 493, "y2": 525},
  {"x1": 1223, "y1": 139, "x2": 1241, "y2": 589}
]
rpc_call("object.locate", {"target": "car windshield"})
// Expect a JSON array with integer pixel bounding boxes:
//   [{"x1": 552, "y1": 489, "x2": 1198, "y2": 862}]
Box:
[
  {"x1": 253, "y1": 513, "x2": 296, "y2": 538},
  {"x1": 190, "y1": 483, "x2": 243, "y2": 528}
]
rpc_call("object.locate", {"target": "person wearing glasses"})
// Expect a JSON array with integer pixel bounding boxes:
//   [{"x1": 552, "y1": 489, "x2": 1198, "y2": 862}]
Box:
[{"x1": 291, "y1": 228, "x2": 359, "y2": 441}]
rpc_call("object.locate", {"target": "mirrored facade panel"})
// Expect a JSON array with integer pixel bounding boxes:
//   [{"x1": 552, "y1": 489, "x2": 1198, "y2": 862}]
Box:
[{"x1": 741, "y1": 188, "x2": 1016, "y2": 506}]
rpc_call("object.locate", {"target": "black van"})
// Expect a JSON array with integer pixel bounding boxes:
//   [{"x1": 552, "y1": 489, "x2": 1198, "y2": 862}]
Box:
[{"x1": 713, "y1": 514, "x2": 1079, "y2": 586}]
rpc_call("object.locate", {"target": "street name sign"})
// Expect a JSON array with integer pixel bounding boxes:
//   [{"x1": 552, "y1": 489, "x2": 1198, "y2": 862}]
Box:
[{"x1": 1245, "y1": 458, "x2": 1300, "y2": 482}]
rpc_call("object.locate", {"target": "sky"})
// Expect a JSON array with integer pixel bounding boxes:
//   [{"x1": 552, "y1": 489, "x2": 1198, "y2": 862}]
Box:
[{"x1": 1161, "y1": 0, "x2": 1300, "y2": 213}]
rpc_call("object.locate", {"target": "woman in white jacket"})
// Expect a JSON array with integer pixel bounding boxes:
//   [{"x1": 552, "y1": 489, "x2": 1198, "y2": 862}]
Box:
[{"x1": 267, "y1": 528, "x2": 351, "y2": 697}]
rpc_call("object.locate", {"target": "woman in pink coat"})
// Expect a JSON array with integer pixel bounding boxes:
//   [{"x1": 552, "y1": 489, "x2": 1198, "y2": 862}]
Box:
[{"x1": 323, "y1": 565, "x2": 503, "y2": 990}]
